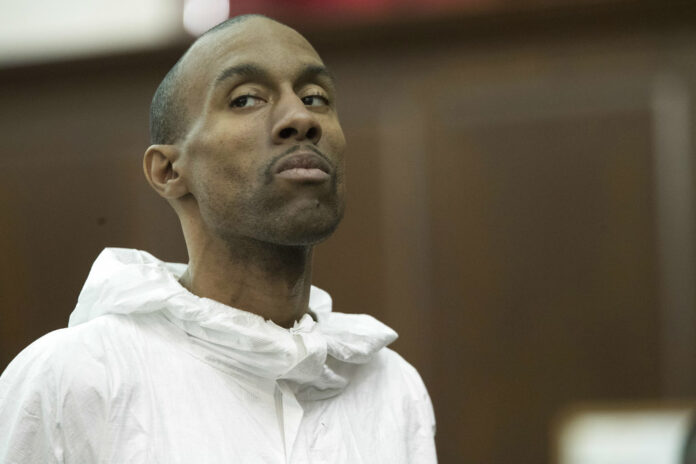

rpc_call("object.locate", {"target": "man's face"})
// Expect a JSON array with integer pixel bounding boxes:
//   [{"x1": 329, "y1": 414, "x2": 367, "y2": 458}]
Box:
[{"x1": 177, "y1": 18, "x2": 346, "y2": 247}]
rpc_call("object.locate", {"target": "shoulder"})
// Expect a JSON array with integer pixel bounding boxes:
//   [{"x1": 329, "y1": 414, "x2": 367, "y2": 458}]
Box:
[
  {"x1": 353, "y1": 348, "x2": 429, "y2": 398},
  {"x1": 0, "y1": 314, "x2": 144, "y2": 399},
  {"x1": 370, "y1": 349, "x2": 437, "y2": 452},
  {"x1": 339, "y1": 348, "x2": 438, "y2": 460},
  {"x1": 346, "y1": 348, "x2": 435, "y2": 426},
  {"x1": 376, "y1": 348, "x2": 425, "y2": 385},
  {"x1": 9, "y1": 314, "x2": 137, "y2": 363},
  {"x1": 0, "y1": 314, "x2": 155, "y2": 427},
  {"x1": 0, "y1": 315, "x2": 147, "y2": 461},
  {"x1": 325, "y1": 346, "x2": 430, "y2": 410}
]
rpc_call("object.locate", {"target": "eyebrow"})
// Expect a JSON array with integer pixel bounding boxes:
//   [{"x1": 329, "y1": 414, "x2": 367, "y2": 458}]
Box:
[{"x1": 213, "y1": 63, "x2": 336, "y2": 91}]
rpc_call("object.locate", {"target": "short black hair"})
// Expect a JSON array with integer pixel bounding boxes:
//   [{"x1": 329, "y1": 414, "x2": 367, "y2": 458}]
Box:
[{"x1": 149, "y1": 14, "x2": 272, "y2": 145}]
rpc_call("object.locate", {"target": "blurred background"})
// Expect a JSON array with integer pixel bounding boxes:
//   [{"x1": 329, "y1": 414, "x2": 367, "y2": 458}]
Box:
[{"x1": 1, "y1": 0, "x2": 696, "y2": 462}]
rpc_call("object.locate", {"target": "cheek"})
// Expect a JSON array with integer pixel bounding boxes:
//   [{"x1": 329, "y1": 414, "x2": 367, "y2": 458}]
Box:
[
  {"x1": 324, "y1": 122, "x2": 346, "y2": 163},
  {"x1": 326, "y1": 119, "x2": 346, "y2": 146},
  {"x1": 188, "y1": 124, "x2": 261, "y2": 184}
]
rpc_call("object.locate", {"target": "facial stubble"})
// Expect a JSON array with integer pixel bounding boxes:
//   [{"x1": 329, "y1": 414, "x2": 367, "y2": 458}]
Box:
[{"x1": 200, "y1": 157, "x2": 345, "y2": 250}]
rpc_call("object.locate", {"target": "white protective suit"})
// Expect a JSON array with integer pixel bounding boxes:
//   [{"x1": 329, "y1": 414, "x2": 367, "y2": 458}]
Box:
[{"x1": 0, "y1": 248, "x2": 437, "y2": 463}]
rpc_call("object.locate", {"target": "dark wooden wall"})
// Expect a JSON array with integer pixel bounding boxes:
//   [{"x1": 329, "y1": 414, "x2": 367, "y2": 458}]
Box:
[{"x1": 2, "y1": 2, "x2": 696, "y2": 463}]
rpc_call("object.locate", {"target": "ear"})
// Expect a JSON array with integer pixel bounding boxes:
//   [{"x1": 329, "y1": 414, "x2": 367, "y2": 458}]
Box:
[{"x1": 143, "y1": 144, "x2": 189, "y2": 199}]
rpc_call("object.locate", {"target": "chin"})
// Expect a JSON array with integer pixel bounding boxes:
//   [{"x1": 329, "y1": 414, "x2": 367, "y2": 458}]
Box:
[
  {"x1": 262, "y1": 198, "x2": 345, "y2": 246},
  {"x1": 207, "y1": 192, "x2": 345, "y2": 248},
  {"x1": 274, "y1": 209, "x2": 344, "y2": 246}
]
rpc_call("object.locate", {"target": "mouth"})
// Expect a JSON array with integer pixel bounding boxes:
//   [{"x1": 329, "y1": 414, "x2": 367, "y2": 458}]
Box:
[{"x1": 273, "y1": 150, "x2": 332, "y2": 183}]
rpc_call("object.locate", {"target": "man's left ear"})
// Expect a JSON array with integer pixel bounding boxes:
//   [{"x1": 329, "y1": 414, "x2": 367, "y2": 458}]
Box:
[{"x1": 143, "y1": 144, "x2": 189, "y2": 199}]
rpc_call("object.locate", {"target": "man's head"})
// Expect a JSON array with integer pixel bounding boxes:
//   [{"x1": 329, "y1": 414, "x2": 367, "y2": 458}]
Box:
[{"x1": 144, "y1": 15, "x2": 346, "y2": 249}]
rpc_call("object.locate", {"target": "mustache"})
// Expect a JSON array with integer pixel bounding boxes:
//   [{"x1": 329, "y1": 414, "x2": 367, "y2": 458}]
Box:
[{"x1": 264, "y1": 145, "x2": 334, "y2": 179}]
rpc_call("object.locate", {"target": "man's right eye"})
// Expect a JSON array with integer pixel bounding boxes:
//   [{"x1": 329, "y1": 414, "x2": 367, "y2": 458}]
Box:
[{"x1": 229, "y1": 95, "x2": 263, "y2": 108}]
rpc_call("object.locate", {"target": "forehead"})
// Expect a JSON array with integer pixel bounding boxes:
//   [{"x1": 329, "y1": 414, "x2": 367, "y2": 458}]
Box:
[{"x1": 183, "y1": 18, "x2": 324, "y2": 95}]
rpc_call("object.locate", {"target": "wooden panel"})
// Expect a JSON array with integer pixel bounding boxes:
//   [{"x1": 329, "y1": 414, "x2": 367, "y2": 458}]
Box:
[
  {"x1": 427, "y1": 109, "x2": 660, "y2": 462},
  {"x1": 0, "y1": 57, "x2": 188, "y2": 368}
]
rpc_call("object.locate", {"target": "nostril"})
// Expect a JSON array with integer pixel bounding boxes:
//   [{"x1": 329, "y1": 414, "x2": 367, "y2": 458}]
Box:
[
  {"x1": 306, "y1": 127, "x2": 317, "y2": 140},
  {"x1": 279, "y1": 127, "x2": 296, "y2": 139}
]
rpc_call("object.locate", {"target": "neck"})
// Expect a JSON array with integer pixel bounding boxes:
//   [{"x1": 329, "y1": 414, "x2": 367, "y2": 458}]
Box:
[{"x1": 179, "y1": 234, "x2": 314, "y2": 328}]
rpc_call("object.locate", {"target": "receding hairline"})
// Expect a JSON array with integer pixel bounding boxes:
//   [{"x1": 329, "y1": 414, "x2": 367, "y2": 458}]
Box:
[
  {"x1": 149, "y1": 15, "x2": 315, "y2": 145},
  {"x1": 181, "y1": 14, "x2": 299, "y2": 69}
]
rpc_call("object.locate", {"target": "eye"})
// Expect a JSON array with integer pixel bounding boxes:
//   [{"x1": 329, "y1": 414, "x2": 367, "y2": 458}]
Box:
[
  {"x1": 229, "y1": 95, "x2": 265, "y2": 108},
  {"x1": 301, "y1": 94, "x2": 330, "y2": 107}
]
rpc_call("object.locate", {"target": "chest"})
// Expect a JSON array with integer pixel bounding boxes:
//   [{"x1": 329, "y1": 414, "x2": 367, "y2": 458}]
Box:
[{"x1": 96, "y1": 355, "x2": 407, "y2": 464}]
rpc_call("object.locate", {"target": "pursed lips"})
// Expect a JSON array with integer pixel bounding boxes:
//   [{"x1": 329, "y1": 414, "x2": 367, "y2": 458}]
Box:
[{"x1": 273, "y1": 151, "x2": 332, "y2": 182}]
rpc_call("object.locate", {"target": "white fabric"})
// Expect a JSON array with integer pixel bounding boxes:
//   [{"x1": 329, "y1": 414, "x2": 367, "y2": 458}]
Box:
[{"x1": 0, "y1": 248, "x2": 437, "y2": 463}]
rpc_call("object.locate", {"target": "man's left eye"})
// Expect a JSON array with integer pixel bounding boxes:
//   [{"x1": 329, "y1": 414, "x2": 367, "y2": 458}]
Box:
[{"x1": 301, "y1": 95, "x2": 329, "y2": 107}]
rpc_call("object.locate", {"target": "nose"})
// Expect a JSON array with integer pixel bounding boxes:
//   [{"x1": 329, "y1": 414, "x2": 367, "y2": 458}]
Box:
[{"x1": 271, "y1": 95, "x2": 322, "y2": 145}]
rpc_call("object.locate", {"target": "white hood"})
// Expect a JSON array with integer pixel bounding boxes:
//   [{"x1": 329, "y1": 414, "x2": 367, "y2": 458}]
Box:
[{"x1": 69, "y1": 248, "x2": 398, "y2": 399}]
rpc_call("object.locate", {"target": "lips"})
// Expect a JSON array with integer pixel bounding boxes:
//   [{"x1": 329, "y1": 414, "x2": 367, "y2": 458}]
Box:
[{"x1": 274, "y1": 151, "x2": 331, "y2": 182}]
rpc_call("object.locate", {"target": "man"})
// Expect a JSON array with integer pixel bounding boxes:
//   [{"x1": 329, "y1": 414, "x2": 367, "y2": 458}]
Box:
[{"x1": 0, "y1": 15, "x2": 436, "y2": 463}]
